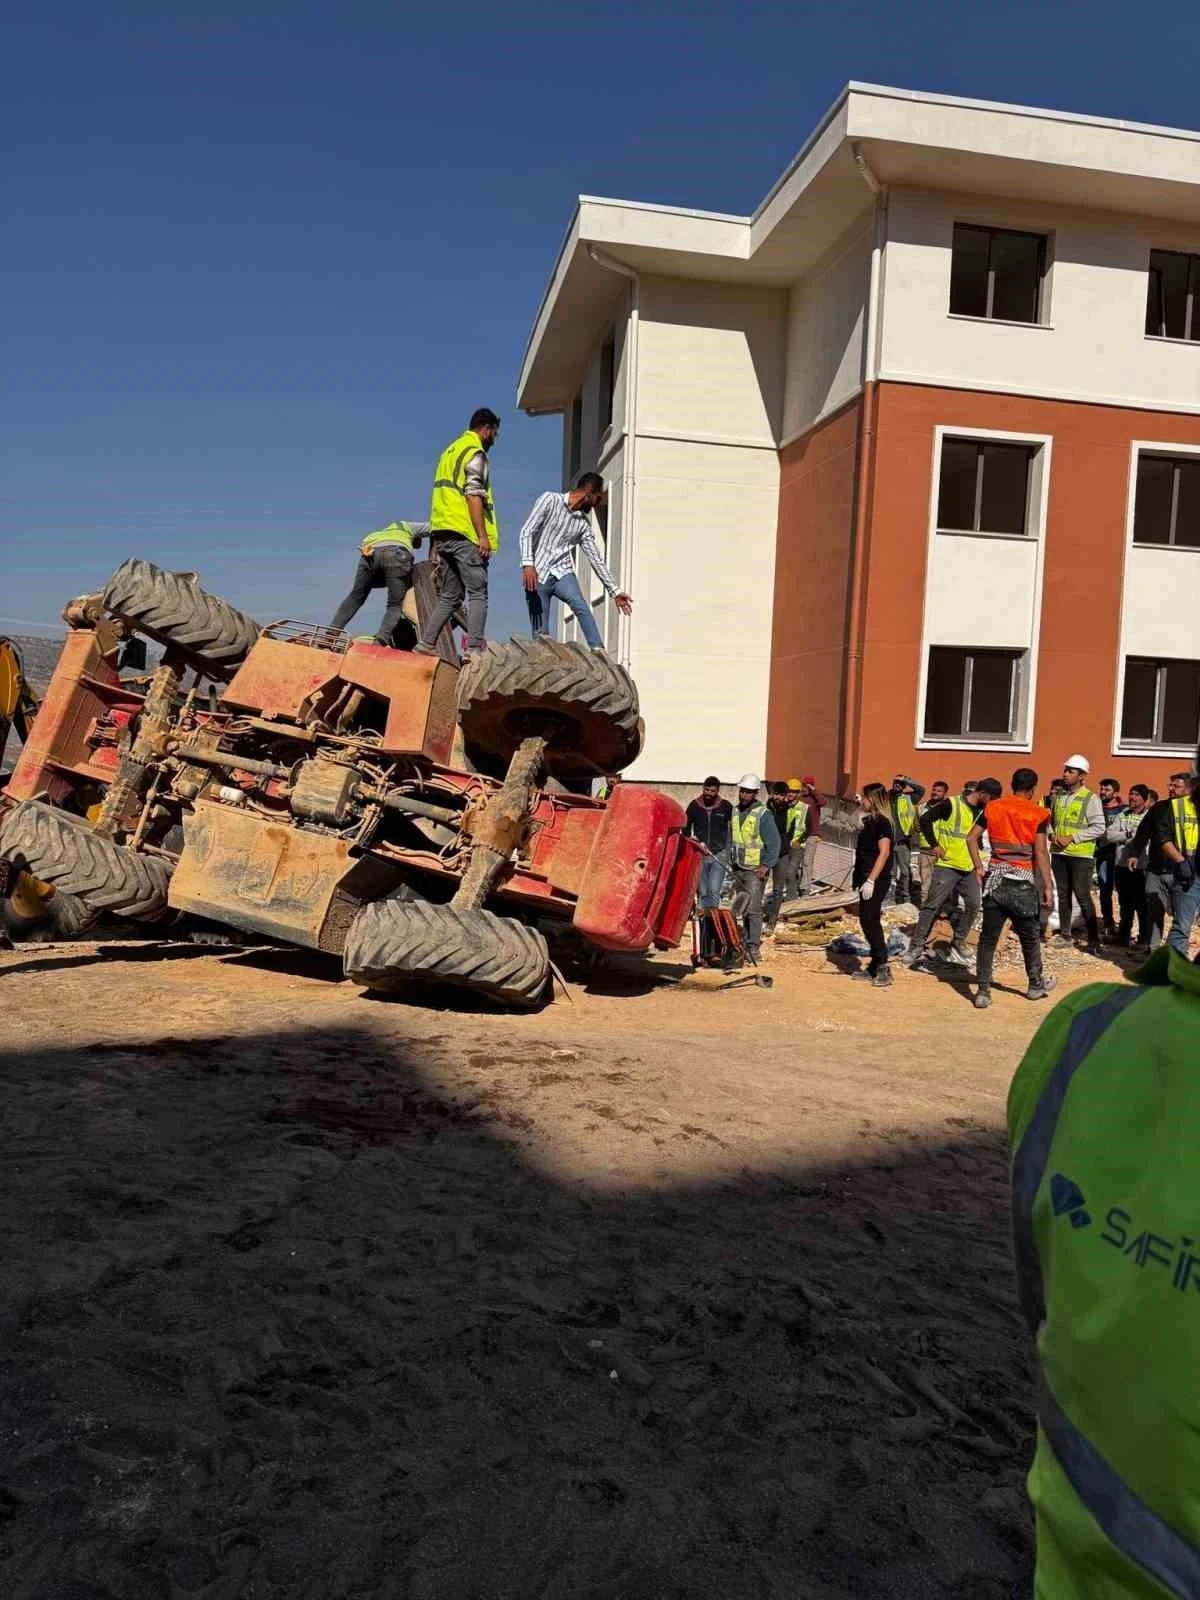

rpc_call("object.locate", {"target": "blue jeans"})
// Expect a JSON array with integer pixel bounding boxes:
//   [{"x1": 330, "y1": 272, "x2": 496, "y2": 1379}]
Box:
[
  {"x1": 1168, "y1": 874, "x2": 1200, "y2": 956},
  {"x1": 527, "y1": 570, "x2": 604, "y2": 650},
  {"x1": 698, "y1": 854, "x2": 728, "y2": 910}
]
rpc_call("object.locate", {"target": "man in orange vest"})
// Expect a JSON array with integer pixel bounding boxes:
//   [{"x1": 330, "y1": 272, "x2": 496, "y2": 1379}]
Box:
[{"x1": 967, "y1": 768, "x2": 1056, "y2": 1011}]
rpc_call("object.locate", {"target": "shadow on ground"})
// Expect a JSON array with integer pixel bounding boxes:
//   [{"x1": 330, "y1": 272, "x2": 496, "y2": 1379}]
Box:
[{"x1": 0, "y1": 1022, "x2": 1033, "y2": 1599}]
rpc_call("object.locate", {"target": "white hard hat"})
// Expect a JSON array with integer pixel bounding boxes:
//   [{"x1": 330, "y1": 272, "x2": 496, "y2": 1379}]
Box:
[
  {"x1": 738, "y1": 773, "x2": 761, "y2": 790},
  {"x1": 1064, "y1": 754, "x2": 1090, "y2": 773}
]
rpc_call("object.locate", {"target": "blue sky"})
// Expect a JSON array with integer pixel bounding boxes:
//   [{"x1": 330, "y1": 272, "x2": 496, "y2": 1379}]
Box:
[{"x1": 5, "y1": 1, "x2": 1198, "y2": 642}]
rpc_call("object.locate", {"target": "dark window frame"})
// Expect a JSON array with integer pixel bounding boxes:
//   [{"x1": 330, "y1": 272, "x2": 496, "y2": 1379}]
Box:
[
  {"x1": 923, "y1": 645, "x2": 1025, "y2": 742},
  {"x1": 1132, "y1": 451, "x2": 1200, "y2": 548},
  {"x1": 1120, "y1": 657, "x2": 1200, "y2": 749},
  {"x1": 949, "y1": 223, "x2": 1048, "y2": 325},
  {"x1": 1146, "y1": 249, "x2": 1200, "y2": 343},
  {"x1": 936, "y1": 436, "x2": 1037, "y2": 538}
]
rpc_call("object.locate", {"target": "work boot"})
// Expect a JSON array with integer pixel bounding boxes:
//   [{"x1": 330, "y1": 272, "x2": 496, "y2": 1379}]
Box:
[
  {"x1": 1026, "y1": 975, "x2": 1058, "y2": 1001},
  {"x1": 1085, "y1": 942, "x2": 1102, "y2": 959},
  {"x1": 871, "y1": 964, "x2": 893, "y2": 989},
  {"x1": 899, "y1": 944, "x2": 929, "y2": 969},
  {"x1": 850, "y1": 965, "x2": 878, "y2": 983},
  {"x1": 973, "y1": 988, "x2": 992, "y2": 1010}
]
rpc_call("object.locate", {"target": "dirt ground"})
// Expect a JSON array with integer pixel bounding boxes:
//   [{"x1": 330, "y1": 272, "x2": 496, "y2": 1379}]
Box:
[{"x1": 0, "y1": 926, "x2": 1137, "y2": 1599}]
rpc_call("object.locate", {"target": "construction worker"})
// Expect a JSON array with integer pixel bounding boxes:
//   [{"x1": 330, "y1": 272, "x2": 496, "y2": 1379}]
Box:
[
  {"x1": 915, "y1": 780, "x2": 950, "y2": 898},
  {"x1": 728, "y1": 775, "x2": 780, "y2": 964},
  {"x1": 764, "y1": 781, "x2": 808, "y2": 936},
  {"x1": 1152, "y1": 769, "x2": 1200, "y2": 956},
  {"x1": 887, "y1": 774, "x2": 925, "y2": 906},
  {"x1": 416, "y1": 408, "x2": 501, "y2": 657},
  {"x1": 792, "y1": 776, "x2": 823, "y2": 895},
  {"x1": 1007, "y1": 932, "x2": 1200, "y2": 1590},
  {"x1": 969, "y1": 769, "x2": 1056, "y2": 1010},
  {"x1": 900, "y1": 780, "x2": 983, "y2": 970},
  {"x1": 686, "y1": 776, "x2": 734, "y2": 911},
  {"x1": 329, "y1": 520, "x2": 430, "y2": 645},
  {"x1": 1129, "y1": 777, "x2": 1181, "y2": 952},
  {"x1": 1049, "y1": 755, "x2": 1104, "y2": 956}
]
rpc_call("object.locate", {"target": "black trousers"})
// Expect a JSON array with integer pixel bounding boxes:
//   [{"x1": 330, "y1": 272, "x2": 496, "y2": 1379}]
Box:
[
  {"x1": 856, "y1": 886, "x2": 890, "y2": 973},
  {"x1": 330, "y1": 546, "x2": 414, "y2": 644},
  {"x1": 1052, "y1": 855, "x2": 1098, "y2": 944},
  {"x1": 976, "y1": 877, "x2": 1045, "y2": 991},
  {"x1": 1115, "y1": 865, "x2": 1148, "y2": 944},
  {"x1": 1096, "y1": 847, "x2": 1118, "y2": 929}
]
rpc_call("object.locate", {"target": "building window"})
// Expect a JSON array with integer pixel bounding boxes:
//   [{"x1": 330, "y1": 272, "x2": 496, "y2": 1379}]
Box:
[
  {"x1": 1146, "y1": 249, "x2": 1200, "y2": 342},
  {"x1": 567, "y1": 392, "x2": 582, "y2": 482},
  {"x1": 1132, "y1": 452, "x2": 1200, "y2": 548},
  {"x1": 936, "y1": 437, "x2": 1035, "y2": 536},
  {"x1": 924, "y1": 647, "x2": 1024, "y2": 740},
  {"x1": 598, "y1": 332, "x2": 615, "y2": 433},
  {"x1": 949, "y1": 224, "x2": 1046, "y2": 324},
  {"x1": 1121, "y1": 658, "x2": 1200, "y2": 748}
]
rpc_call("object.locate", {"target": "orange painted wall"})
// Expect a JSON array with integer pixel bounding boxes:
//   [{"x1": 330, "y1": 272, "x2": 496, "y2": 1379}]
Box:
[
  {"x1": 853, "y1": 382, "x2": 1200, "y2": 796},
  {"x1": 765, "y1": 397, "x2": 861, "y2": 786}
]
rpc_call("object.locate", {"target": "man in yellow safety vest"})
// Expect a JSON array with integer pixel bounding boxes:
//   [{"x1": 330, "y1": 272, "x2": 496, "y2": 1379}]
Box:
[
  {"x1": 1150, "y1": 769, "x2": 1200, "y2": 956},
  {"x1": 329, "y1": 520, "x2": 430, "y2": 645},
  {"x1": 887, "y1": 773, "x2": 926, "y2": 907},
  {"x1": 1050, "y1": 754, "x2": 1105, "y2": 956},
  {"x1": 415, "y1": 408, "x2": 501, "y2": 656},
  {"x1": 1008, "y1": 914, "x2": 1200, "y2": 1591},
  {"x1": 900, "y1": 779, "x2": 984, "y2": 969},
  {"x1": 763, "y1": 781, "x2": 808, "y2": 936},
  {"x1": 728, "y1": 775, "x2": 780, "y2": 964}
]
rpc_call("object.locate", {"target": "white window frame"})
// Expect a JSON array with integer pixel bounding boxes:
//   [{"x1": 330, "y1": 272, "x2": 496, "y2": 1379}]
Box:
[
  {"x1": 1113, "y1": 438, "x2": 1200, "y2": 758},
  {"x1": 915, "y1": 425, "x2": 1052, "y2": 753}
]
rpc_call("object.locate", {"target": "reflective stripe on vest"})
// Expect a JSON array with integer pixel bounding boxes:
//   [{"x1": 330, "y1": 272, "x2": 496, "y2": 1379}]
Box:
[
  {"x1": 932, "y1": 795, "x2": 974, "y2": 873},
  {"x1": 1053, "y1": 786, "x2": 1096, "y2": 858},
  {"x1": 360, "y1": 521, "x2": 416, "y2": 556},
  {"x1": 1172, "y1": 797, "x2": 1199, "y2": 859},
  {"x1": 429, "y1": 430, "x2": 499, "y2": 550},
  {"x1": 1009, "y1": 984, "x2": 1200, "y2": 1596},
  {"x1": 731, "y1": 804, "x2": 766, "y2": 868}
]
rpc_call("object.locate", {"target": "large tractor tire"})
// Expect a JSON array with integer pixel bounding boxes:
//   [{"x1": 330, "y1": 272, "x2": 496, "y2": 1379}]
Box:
[
  {"x1": 0, "y1": 801, "x2": 173, "y2": 922},
  {"x1": 102, "y1": 558, "x2": 261, "y2": 679},
  {"x1": 456, "y1": 637, "x2": 643, "y2": 781},
  {"x1": 344, "y1": 898, "x2": 550, "y2": 1009}
]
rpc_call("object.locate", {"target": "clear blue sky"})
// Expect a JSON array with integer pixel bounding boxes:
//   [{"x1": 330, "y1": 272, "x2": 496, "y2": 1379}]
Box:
[{"x1": 5, "y1": 2, "x2": 1198, "y2": 641}]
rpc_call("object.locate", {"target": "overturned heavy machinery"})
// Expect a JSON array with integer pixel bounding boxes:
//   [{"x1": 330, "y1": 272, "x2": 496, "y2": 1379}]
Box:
[{"x1": 0, "y1": 560, "x2": 701, "y2": 1006}]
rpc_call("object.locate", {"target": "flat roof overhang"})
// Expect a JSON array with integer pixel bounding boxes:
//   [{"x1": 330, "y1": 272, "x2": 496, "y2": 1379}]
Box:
[{"x1": 519, "y1": 82, "x2": 1200, "y2": 413}]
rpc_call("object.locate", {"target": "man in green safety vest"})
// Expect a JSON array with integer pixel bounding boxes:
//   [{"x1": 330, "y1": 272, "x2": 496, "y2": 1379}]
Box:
[
  {"x1": 887, "y1": 774, "x2": 926, "y2": 907},
  {"x1": 900, "y1": 780, "x2": 984, "y2": 969},
  {"x1": 415, "y1": 407, "x2": 501, "y2": 657},
  {"x1": 1150, "y1": 769, "x2": 1200, "y2": 956},
  {"x1": 1050, "y1": 755, "x2": 1105, "y2": 956},
  {"x1": 728, "y1": 774, "x2": 780, "y2": 964},
  {"x1": 329, "y1": 520, "x2": 430, "y2": 645},
  {"x1": 764, "y1": 781, "x2": 809, "y2": 937},
  {"x1": 1009, "y1": 928, "x2": 1200, "y2": 1593}
]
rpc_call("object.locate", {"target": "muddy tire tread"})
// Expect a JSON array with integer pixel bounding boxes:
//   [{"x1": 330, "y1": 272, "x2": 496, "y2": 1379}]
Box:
[
  {"x1": 344, "y1": 898, "x2": 549, "y2": 1008},
  {"x1": 0, "y1": 801, "x2": 173, "y2": 921},
  {"x1": 102, "y1": 558, "x2": 261, "y2": 676}
]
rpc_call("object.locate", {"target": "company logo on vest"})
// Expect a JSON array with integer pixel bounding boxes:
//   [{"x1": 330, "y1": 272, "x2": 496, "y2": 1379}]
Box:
[
  {"x1": 1052, "y1": 1171, "x2": 1200, "y2": 1292},
  {"x1": 1051, "y1": 1172, "x2": 1092, "y2": 1229}
]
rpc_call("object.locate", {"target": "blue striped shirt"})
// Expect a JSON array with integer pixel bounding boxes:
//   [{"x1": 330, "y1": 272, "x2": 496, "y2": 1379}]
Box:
[{"x1": 518, "y1": 492, "x2": 618, "y2": 592}]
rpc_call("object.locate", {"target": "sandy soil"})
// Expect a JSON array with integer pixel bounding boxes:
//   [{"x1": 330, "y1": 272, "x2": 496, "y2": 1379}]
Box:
[{"x1": 0, "y1": 928, "x2": 1136, "y2": 1599}]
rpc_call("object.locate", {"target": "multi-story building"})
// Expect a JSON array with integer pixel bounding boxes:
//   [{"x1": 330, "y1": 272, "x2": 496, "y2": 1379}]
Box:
[{"x1": 517, "y1": 83, "x2": 1200, "y2": 795}]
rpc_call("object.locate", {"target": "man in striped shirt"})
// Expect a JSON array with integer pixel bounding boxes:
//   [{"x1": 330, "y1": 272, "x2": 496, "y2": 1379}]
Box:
[{"x1": 518, "y1": 473, "x2": 633, "y2": 650}]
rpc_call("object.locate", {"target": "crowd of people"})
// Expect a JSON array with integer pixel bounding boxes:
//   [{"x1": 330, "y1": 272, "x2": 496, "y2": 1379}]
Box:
[{"x1": 687, "y1": 757, "x2": 1200, "y2": 1008}]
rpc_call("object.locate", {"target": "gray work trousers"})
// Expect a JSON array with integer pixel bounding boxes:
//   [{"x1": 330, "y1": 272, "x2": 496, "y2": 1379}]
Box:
[
  {"x1": 419, "y1": 534, "x2": 489, "y2": 650},
  {"x1": 765, "y1": 853, "x2": 800, "y2": 932},
  {"x1": 909, "y1": 865, "x2": 982, "y2": 953},
  {"x1": 730, "y1": 866, "x2": 767, "y2": 957}
]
